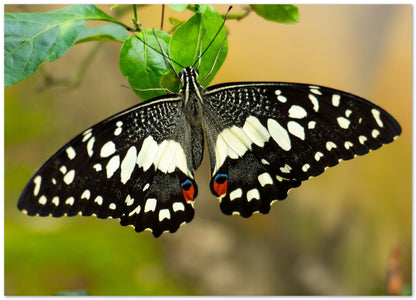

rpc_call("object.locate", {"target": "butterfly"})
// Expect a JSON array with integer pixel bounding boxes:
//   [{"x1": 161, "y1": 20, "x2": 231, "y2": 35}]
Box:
[{"x1": 18, "y1": 18, "x2": 401, "y2": 237}]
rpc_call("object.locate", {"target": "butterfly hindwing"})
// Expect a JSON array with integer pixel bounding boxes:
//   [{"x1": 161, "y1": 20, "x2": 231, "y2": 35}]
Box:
[
  {"x1": 18, "y1": 95, "x2": 200, "y2": 237},
  {"x1": 204, "y1": 82, "x2": 401, "y2": 217}
]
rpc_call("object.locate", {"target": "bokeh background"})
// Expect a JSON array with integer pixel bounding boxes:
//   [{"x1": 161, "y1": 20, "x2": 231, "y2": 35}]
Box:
[{"x1": 4, "y1": 4, "x2": 411, "y2": 296}]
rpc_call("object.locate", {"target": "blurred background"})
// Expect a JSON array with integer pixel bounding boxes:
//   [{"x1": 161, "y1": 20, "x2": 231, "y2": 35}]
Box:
[{"x1": 4, "y1": 4, "x2": 411, "y2": 296}]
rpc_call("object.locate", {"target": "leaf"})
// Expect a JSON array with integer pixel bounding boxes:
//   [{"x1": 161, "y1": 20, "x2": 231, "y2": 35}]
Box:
[
  {"x1": 5, "y1": 4, "x2": 120, "y2": 87},
  {"x1": 119, "y1": 5, "x2": 228, "y2": 101},
  {"x1": 168, "y1": 17, "x2": 184, "y2": 33},
  {"x1": 75, "y1": 24, "x2": 128, "y2": 43},
  {"x1": 169, "y1": 5, "x2": 227, "y2": 87},
  {"x1": 250, "y1": 4, "x2": 299, "y2": 24},
  {"x1": 119, "y1": 30, "x2": 178, "y2": 101},
  {"x1": 168, "y1": 4, "x2": 189, "y2": 12}
]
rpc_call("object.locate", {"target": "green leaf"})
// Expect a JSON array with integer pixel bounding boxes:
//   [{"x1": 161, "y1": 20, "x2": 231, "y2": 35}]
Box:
[
  {"x1": 250, "y1": 4, "x2": 299, "y2": 23},
  {"x1": 75, "y1": 24, "x2": 128, "y2": 43},
  {"x1": 168, "y1": 17, "x2": 184, "y2": 33},
  {"x1": 169, "y1": 5, "x2": 227, "y2": 87},
  {"x1": 119, "y1": 5, "x2": 227, "y2": 101},
  {"x1": 168, "y1": 4, "x2": 189, "y2": 12},
  {"x1": 5, "y1": 4, "x2": 120, "y2": 87},
  {"x1": 119, "y1": 30, "x2": 178, "y2": 101}
]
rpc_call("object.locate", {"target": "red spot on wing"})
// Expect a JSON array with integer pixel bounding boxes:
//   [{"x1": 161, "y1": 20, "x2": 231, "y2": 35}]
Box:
[
  {"x1": 182, "y1": 184, "x2": 195, "y2": 202},
  {"x1": 213, "y1": 179, "x2": 228, "y2": 197}
]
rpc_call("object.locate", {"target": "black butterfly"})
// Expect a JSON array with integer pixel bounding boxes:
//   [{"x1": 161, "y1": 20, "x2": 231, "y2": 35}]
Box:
[
  {"x1": 18, "y1": 8, "x2": 402, "y2": 239},
  {"x1": 18, "y1": 64, "x2": 401, "y2": 237}
]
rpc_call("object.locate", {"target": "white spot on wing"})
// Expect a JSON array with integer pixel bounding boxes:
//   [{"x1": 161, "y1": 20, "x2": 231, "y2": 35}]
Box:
[
  {"x1": 33, "y1": 176, "x2": 41, "y2": 196},
  {"x1": 345, "y1": 109, "x2": 352, "y2": 118},
  {"x1": 109, "y1": 203, "x2": 116, "y2": 210},
  {"x1": 114, "y1": 121, "x2": 123, "y2": 136},
  {"x1": 258, "y1": 172, "x2": 273, "y2": 187},
  {"x1": 229, "y1": 188, "x2": 243, "y2": 201},
  {"x1": 326, "y1": 141, "x2": 337, "y2": 151},
  {"x1": 52, "y1": 197, "x2": 59, "y2": 206},
  {"x1": 242, "y1": 116, "x2": 270, "y2": 147},
  {"x1": 280, "y1": 164, "x2": 292, "y2": 173},
  {"x1": 63, "y1": 169, "x2": 75, "y2": 185},
  {"x1": 337, "y1": 116, "x2": 351, "y2": 129},
  {"x1": 372, "y1": 129, "x2": 380, "y2": 138},
  {"x1": 38, "y1": 195, "x2": 47, "y2": 205},
  {"x1": 106, "y1": 155, "x2": 120, "y2": 178},
  {"x1": 59, "y1": 165, "x2": 67, "y2": 174},
  {"x1": 308, "y1": 94, "x2": 319, "y2": 112},
  {"x1": 65, "y1": 197, "x2": 75, "y2": 206},
  {"x1": 359, "y1": 135, "x2": 367, "y2": 144},
  {"x1": 137, "y1": 136, "x2": 190, "y2": 176},
  {"x1": 94, "y1": 196, "x2": 103, "y2": 206},
  {"x1": 314, "y1": 152, "x2": 324, "y2": 161},
  {"x1": 288, "y1": 105, "x2": 308, "y2": 119},
  {"x1": 143, "y1": 183, "x2": 150, "y2": 192},
  {"x1": 144, "y1": 198, "x2": 157, "y2": 212},
  {"x1": 344, "y1": 141, "x2": 353, "y2": 149},
  {"x1": 93, "y1": 163, "x2": 102, "y2": 172},
  {"x1": 287, "y1": 121, "x2": 305, "y2": 140},
  {"x1": 261, "y1": 159, "x2": 270, "y2": 165},
  {"x1": 267, "y1": 119, "x2": 291, "y2": 151},
  {"x1": 173, "y1": 202, "x2": 185, "y2": 212},
  {"x1": 120, "y1": 146, "x2": 137, "y2": 184},
  {"x1": 81, "y1": 189, "x2": 91, "y2": 200},
  {"x1": 310, "y1": 87, "x2": 322, "y2": 95},
  {"x1": 87, "y1": 137, "x2": 95, "y2": 157},
  {"x1": 159, "y1": 209, "x2": 171, "y2": 221},
  {"x1": 129, "y1": 205, "x2": 141, "y2": 216},
  {"x1": 114, "y1": 127, "x2": 122, "y2": 136},
  {"x1": 66, "y1": 147, "x2": 76, "y2": 160},
  {"x1": 247, "y1": 189, "x2": 260, "y2": 202},
  {"x1": 100, "y1": 141, "x2": 116, "y2": 158},
  {"x1": 125, "y1": 194, "x2": 134, "y2": 206},
  {"x1": 302, "y1": 163, "x2": 310, "y2": 172},
  {"x1": 156, "y1": 140, "x2": 188, "y2": 174},
  {"x1": 371, "y1": 109, "x2": 384, "y2": 127},
  {"x1": 137, "y1": 136, "x2": 158, "y2": 171},
  {"x1": 332, "y1": 94, "x2": 341, "y2": 107},
  {"x1": 82, "y1": 129, "x2": 92, "y2": 142},
  {"x1": 308, "y1": 121, "x2": 316, "y2": 129}
]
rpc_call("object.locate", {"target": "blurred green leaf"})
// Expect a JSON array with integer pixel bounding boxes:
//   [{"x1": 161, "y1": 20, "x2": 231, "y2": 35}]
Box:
[
  {"x1": 5, "y1": 4, "x2": 120, "y2": 87},
  {"x1": 75, "y1": 24, "x2": 128, "y2": 43},
  {"x1": 168, "y1": 4, "x2": 189, "y2": 12},
  {"x1": 251, "y1": 4, "x2": 299, "y2": 23},
  {"x1": 192, "y1": 4, "x2": 209, "y2": 14},
  {"x1": 168, "y1": 17, "x2": 184, "y2": 33}
]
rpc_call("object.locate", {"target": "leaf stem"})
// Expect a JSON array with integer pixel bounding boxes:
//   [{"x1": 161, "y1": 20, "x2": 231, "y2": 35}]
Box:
[{"x1": 130, "y1": 4, "x2": 141, "y2": 32}]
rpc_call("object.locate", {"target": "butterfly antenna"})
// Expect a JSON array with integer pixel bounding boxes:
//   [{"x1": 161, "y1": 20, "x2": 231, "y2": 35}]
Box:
[
  {"x1": 152, "y1": 28, "x2": 181, "y2": 79},
  {"x1": 196, "y1": 29, "x2": 206, "y2": 71},
  {"x1": 133, "y1": 31, "x2": 184, "y2": 76},
  {"x1": 200, "y1": 33, "x2": 228, "y2": 86},
  {"x1": 192, "y1": 5, "x2": 232, "y2": 68}
]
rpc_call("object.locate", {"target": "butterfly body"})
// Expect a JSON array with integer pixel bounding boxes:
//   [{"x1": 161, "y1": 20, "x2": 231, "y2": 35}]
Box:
[{"x1": 18, "y1": 67, "x2": 401, "y2": 237}]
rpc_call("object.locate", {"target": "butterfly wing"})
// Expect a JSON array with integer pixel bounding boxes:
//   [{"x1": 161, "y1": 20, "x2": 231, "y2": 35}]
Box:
[
  {"x1": 18, "y1": 95, "x2": 201, "y2": 237},
  {"x1": 203, "y1": 82, "x2": 401, "y2": 217}
]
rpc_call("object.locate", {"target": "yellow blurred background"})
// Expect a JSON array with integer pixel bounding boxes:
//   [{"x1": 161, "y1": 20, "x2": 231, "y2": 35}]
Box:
[{"x1": 4, "y1": 4, "x2": 411, "y2": 295}]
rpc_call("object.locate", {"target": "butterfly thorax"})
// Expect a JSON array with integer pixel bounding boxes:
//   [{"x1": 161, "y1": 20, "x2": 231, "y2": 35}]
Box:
[{"x1": 179, "y1": 67, "x2": 205, "y2": 126}]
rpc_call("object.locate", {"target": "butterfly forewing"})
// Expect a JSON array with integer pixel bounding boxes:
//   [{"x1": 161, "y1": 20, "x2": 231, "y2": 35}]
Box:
[
  {"x1": 204, "y1": 82, "x2": 401, "y2": 217},
  {"x1": 18, "y1": 95, "x2": 200, "y2": 237}
]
